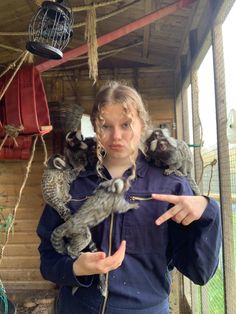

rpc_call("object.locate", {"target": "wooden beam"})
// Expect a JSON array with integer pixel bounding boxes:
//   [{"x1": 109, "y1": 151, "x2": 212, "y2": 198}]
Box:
[
  {"x1": 112, "y1": 49, "x2": 174, "y2": 66},
  {"x1": 36, "y1": 0, "x2": 197, "y2": 73},
  {"x1": 174, "y1": 0, "x2": 198, "y2": 68},
  {"x1": 180, "y1": 54, "x2": 188, "y2": 81},
  {"x1": 189, "y1": 29, "x2": 198, "y2": 61},
  {"x1": 142, "y1": 0, "x2": 153, "y2": 58}
]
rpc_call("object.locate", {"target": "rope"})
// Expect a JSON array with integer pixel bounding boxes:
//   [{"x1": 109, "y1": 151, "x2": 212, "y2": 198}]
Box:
[
  {"x1": 196, "y1": 158, "x2": 217, "y2": 194},
  {"x1": 0, "y1": 51, "x2": 29, "y2": 101},
  {"x1": 0, "y1": 1, "x2": 140, "y2": 36},
  {"x1": 73, "y1": 40, "x2": 143, "y2": 60},
  {"x1": 40, "y1": 135, "x2": 48, "y2": 166},
  {"x1": 0, "y1": 0, "x2": 129, "y2": 35},
  {"x1": 73, "y1": 0, "x2": 141, "y2": 28},
  {"x1": 0, "y1": 50, "x2": 28, "y2": 79},
  {"x1": 73, "y1": 0, "x2": 124, "y2": 12},
  {"x1": 197, "y1": 158, "x2": 217, "y2": 196},
  {"x1": 44, "y1": 41, "x2": 143, "y2": 72},
  {"x1": 0, "y1": 136, "x2": 38, "y2": 262},
  {"x1": 206, "y1": 159, "x2": 217, "y2": 196},
  {"x1": 85, "y1": 3, "x2": 98, "y2": 83},
  {"x1": 0, "y1": 43, "x2": 22, "y2": 52},
  {"x1": 0, "y1": 125, "x2": 24, "y2": 151},
  {"x1": 0, "y1": 32, "x2": 28, "y2": 36}
]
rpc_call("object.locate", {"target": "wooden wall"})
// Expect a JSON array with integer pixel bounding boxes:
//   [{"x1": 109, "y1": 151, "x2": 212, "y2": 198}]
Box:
[
  {"x1": 43, "y1": 67, "x2": 175, "y2": 132},
  {"x1": 0, "y1": 68, "x2": 175, "y2": 291},
  {"x1": 0, "y1": 135, "x2": 55, "y2": 291}
]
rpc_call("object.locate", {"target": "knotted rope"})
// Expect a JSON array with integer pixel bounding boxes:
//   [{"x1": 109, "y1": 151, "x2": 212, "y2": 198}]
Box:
[
  {"x1": 0, "y1": 51, "x2": 30, "y2": 102},
  {"x1": 0, "y1": 125, "x2": 24, "y2": 151}
]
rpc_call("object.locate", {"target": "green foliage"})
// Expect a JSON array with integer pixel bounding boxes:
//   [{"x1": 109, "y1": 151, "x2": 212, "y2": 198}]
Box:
[
  {"x1": 208, "y1": 268, "x2": 225, "y2": 314},
  {"x1": 0, "y1": 206, "x2": 14, "y2": 243}
]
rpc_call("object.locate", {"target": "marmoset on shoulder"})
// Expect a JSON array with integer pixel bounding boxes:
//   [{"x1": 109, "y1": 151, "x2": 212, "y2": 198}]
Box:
[{"x1": 145, "y1": 128, "x2": 200, "y2": 195}]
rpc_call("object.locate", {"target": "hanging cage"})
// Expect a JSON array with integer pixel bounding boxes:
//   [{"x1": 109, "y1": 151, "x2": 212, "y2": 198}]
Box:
[{"x1": 26, "y1": 0, "x2": 73, "y2": 60}]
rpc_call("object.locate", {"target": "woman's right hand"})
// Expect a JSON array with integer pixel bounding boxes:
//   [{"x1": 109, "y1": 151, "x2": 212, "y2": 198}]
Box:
[{"x1": 73, "y1": 240, "x2": 126, "y2": 276}]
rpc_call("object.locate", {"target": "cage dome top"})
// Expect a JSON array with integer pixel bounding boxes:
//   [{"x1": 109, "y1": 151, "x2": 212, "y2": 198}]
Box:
[{"x1": 26, "y1": 0, "x2": 73, "y2": 60}]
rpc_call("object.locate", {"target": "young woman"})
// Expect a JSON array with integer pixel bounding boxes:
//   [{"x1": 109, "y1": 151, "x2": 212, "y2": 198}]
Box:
[{"x1": 37, "y1": 81, "x2": 222, "y2": 314}]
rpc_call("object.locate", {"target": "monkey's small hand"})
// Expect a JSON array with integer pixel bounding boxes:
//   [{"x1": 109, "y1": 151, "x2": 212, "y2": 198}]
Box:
[{"x1": 164, "y1": 169, "x2": 184, "y2": 176}]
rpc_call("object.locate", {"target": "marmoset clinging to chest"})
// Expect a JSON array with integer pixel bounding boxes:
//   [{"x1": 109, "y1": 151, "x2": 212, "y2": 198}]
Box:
[
  {"x1": 41, "y1": 154, "x2": 84, "y2": 221},
  {"x1": 146, "y1": 129, "x2": 200, "y2": 195},
  {"x1": 50, "y1": 177, "x2": 138, "y2": 297},
  {"x1": 50, "y1": 177, "x2": 138, "y2": 256}
]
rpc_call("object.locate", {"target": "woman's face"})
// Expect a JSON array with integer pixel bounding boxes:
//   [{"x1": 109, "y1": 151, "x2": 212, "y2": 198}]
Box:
[{"x1": 98, "y1": 103, "x2": 143, "y2": 162}]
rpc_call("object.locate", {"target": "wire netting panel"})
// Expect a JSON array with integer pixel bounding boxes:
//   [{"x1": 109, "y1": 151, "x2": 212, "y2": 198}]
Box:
[{"x1": 180, "y1": 3, "x2": 236, "y2": 314}]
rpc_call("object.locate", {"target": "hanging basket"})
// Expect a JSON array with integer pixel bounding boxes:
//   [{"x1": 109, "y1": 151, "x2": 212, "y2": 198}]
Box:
[
  {"x1": 48, "y1": 100, "x2": 84, "y2": 133},
  {"x1": 0, "y1": 65, "x2": 52, "y2": 135},
  {"x1": 0, "y1": 65, "x2": 52, "y2": 160}
]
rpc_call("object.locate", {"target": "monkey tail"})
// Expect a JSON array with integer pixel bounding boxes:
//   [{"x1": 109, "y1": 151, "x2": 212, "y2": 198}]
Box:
[
  {"x1": 187, "y1": 174, "x2": 201, "y2": 195},
  {"x1": 50, "y1": 225, "x2": 67, "y2": 254}
]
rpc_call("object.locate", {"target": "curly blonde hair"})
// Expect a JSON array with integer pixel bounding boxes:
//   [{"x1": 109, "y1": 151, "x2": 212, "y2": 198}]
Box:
[{"x1": 91, "y1": 81, "x2": 150, "y2": 179}]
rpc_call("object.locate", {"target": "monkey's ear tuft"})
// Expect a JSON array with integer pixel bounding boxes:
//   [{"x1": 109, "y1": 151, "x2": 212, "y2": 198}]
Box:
[
  {"x1": 65, "y1": 131, "x2": 74, "y2": 142},
  {"x1": 146, "y1": 129, "x2": 154, "y2": 139},
  {"x1": 166, "y1": 137, "x2": 177, "y2": 148},
  {"x1": 75, "y1": 130, "x2": 83, "y2": 141},
  {"x1": 54, "y1": 157, "x2": 66, "y2": 170},
  {"x1": 150, "y1": 139, "x2": 158, "y2": 151}
]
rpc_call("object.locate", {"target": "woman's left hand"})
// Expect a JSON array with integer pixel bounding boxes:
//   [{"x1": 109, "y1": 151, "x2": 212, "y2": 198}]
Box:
[{"x1": 152, "y1": 194, "x2": 208, "y2": 226}]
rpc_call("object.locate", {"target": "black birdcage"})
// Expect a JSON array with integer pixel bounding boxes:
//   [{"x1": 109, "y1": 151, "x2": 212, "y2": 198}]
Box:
[{"x1": 26, "y1": 0, "x2": 73, "y2": 60}]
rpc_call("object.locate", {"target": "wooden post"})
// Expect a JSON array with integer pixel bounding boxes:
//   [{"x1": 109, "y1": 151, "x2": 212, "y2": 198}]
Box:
[
  {"x1": 181, "y1": 88, "x2": 190, "y2": 143},
  {"x1": 190, "y1": 71, "x2": 203, "y2": 187},
  {"x1": 211, "y1": 20, "x2": 236, "y2": 314},
  {"x1": 189, "y1": 28, "x2": 204, "y2": 189},
  {"x1": 191, "y1": 69, "x2": 210, "y2": 314}
]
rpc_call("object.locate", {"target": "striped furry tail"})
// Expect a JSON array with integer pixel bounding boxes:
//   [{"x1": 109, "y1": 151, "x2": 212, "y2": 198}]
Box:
[{"x1": 50, "y1": 226, "x2": 67, "y2": 254}]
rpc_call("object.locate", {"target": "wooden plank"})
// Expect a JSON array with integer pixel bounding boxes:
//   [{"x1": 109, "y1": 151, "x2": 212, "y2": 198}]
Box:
[
  {"x1": 3, "y1": 244, "x2": 39, "y2": 256},
  {"x1": 112, "y1": 50, "x2": 174, "y2": 66},
  {"x1": 13, "y1": 219, "x2": 39, "y2": 232},
  {"x1": 7, "y1": 232, "x2": 39, "y2": 245},
  {"x1": 1, "y1": 185, "x2": 44, "y2": 195},
  {"x1": 0, "y1": 195, "x2": 45, "y2": 207},
  {"x1": 4, "y1": 281, "x2": 55, "y2": 290},
  {"x1": 1, "y1": 256, "x2": 40, "y2": 268},
  {"x1": 1, "y1": 269, "x2": 43, "y2": 281},
  {"x1": 5, "y1": 208, "x2": 43, "y2": 220}
]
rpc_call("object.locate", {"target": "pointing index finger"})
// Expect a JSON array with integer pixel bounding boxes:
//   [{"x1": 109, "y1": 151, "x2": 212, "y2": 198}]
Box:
[
  {"x1": 152, "y1": 194, "x2": 180, "y2": 225},
  {"x1": 152, "y1": 193, "x2": 179, "y2": 204}
]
